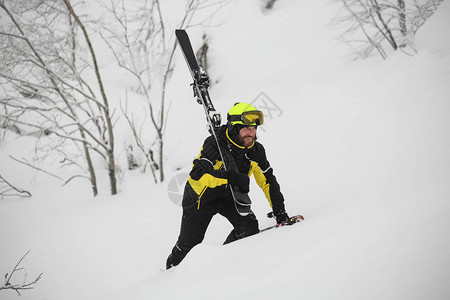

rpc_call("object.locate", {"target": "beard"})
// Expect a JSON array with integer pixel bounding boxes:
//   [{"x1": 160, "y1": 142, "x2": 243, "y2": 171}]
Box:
[{"x1": 238, "y1": 134, "x2": 256, "y2": 147}]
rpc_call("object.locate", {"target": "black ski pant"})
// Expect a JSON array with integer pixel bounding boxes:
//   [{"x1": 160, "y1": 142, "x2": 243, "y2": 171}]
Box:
[{"x1": 166, "y1": 197, "x2": 259, "y2": 269}]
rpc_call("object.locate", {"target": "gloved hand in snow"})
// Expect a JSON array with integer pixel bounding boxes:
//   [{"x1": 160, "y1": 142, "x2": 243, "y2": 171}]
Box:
[{"x1": 274, "y1": 210, "x2": 290, "y2": 225}]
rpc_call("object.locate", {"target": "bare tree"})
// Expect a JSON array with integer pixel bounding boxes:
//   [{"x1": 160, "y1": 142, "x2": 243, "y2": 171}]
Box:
[
  {"x1": 334, "y1": 0, "x2": 444, "y2": 59},
  {"x1": 408, "y1": 0, "x2": 444, "y2": 35},
  {"x1": 97, "y1": 0, "x2": 229, "y2": 182},
  {"x1": 0, "y1": 251, "x2": 42, "y2": 296},
  {"x1": 63, "y1": 0, "x2": 117, "y2": 194},
  {"x1": 120, "y1": 97, "x2": 159, "y2": 183},
  {"x1": 0, "y1": 0, "x2": 118, "y2": 195}
]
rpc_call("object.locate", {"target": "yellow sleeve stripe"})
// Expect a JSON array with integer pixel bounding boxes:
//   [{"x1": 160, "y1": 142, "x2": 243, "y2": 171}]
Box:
[
  {"x1": 188, "y1": 173, "x2": 228, "y2": 196},
  {"x1": 249, "y1": 161, "x2": 273, "y2": 207}
]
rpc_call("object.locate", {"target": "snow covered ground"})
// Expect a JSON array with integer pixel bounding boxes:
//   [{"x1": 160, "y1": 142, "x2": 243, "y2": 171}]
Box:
[{"x1": 1, "y1": 0, "x2": 450, "y2": 299}]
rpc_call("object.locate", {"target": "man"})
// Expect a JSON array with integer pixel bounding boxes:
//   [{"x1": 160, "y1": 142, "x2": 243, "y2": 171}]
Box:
[{"x1": 166, "y1": 102, "x2": 290, "y2": 269}]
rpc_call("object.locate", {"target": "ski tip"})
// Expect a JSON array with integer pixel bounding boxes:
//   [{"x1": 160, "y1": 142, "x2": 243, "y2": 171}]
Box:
[
  {"x1": 293, "y1": 215, "x2": 305, "y2": 222},
  {"x1": 175, "y1": 29, "x2": 186, "y2": 36}
]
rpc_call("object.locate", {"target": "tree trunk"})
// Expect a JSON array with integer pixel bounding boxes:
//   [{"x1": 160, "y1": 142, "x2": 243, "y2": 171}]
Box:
[
  {"x1": 159, "y1": 137, "x2": 164, "y2": 182},
  {"x1": 83, "y1": 140, "x2": 98, "y2": 196},
  {"x1": 372, "y1": 0, "x2": 398, "y2": 50},
  {"x1": 397, "y1": 0, "x2": 407, "y2": 47}
]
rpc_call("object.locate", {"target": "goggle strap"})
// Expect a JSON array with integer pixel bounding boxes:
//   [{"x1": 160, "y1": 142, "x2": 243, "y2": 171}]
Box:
[{"x1": 227, "y1": 114, "x2": 242, "y2": 122}]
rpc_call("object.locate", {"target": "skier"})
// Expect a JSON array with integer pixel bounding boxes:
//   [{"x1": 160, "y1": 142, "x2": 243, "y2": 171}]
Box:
[{"x1": 166, "y1": 102, "x2": 290, "y2": 269}]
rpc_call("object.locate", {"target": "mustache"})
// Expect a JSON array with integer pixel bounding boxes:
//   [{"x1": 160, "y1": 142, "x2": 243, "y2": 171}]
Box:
[{"x1": 240, "y1": 134, "x2": 257, "y2": 141}]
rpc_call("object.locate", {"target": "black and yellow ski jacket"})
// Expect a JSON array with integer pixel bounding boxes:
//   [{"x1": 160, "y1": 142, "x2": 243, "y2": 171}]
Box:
[{"x1": 183, "y1": 125, "x2": 286, "y2": 214}]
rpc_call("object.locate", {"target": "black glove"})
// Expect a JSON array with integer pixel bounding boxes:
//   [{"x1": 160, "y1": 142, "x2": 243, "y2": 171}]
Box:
[
  {"x1": 227, "y1": 171, "x2": 250, "y2": 193},
  {"x1": 274, "y1": 210, "x2": 289, "y2": 225}
]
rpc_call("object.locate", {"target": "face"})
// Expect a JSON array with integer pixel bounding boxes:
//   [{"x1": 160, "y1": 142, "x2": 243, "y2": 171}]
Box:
[{"x1": 238, "y1": 126, "x2": 257, "y2": 147}]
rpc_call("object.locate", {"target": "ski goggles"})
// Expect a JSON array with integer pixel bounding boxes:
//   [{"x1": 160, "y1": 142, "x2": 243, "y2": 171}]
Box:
[{"x1": 227, "y1": 110, "x2": 264, "y2": 126}]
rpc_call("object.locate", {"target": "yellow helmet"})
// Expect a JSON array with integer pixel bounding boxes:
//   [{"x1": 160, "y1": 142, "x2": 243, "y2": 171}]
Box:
[{"x1": 227, "y1": 102, "x2": 264, "y2": 126}]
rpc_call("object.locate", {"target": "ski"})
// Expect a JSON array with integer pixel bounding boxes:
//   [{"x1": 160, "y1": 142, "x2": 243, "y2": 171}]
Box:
[
  {"x1": 175, "y1": 29, "x2": 252, "y2": 216},
  {"x1": 259, "y1": 214, "x2": 305, "y2": 233},
  {"x1": 174, "y1": 29, "x2": 199, "y2": 73}
]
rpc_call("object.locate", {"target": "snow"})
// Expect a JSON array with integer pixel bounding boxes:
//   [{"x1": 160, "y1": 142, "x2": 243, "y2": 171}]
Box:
[{"x1": 1, "y1": 0, "x2": 450, "y2": 299}]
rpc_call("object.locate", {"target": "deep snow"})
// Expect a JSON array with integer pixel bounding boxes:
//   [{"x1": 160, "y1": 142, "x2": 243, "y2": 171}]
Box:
[{"x1": 1, "y1": 0, "x2": 450, "y2": 299}]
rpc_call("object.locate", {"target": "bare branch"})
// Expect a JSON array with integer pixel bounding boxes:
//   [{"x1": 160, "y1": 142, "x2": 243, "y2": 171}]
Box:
[
  {"x1": 0, "y1": 173, "x2": 31, "y2": 198},
  {"x1": 9, "y1": 155, "x2": 64, "y2": 182},
  {"x1": 120, "y1": 97, "x2": 158, "y2": 183},
  {"x1": 0, "y1": 250, "x2": 43, "y2": 296}
]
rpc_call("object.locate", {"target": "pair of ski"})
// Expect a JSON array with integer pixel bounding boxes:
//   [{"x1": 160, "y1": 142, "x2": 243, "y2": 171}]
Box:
[
  {"x1": 175, "y1": 29, "x2": 304, "y2": 229},
  {"x1": 175, "y1": 29, "x2": 252, "y2": 216}
]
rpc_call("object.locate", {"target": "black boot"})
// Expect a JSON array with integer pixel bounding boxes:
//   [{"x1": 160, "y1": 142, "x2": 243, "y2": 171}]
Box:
[
  {"x1": 166, "y1": 243, "x2": 189, "y2": 269},
  {"x1": 166, "y1": 254, "x2": 176, "y2": 270}
]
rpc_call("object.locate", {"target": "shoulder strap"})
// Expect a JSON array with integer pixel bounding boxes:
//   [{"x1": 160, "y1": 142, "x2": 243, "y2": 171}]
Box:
[
  {"x1": 218, "y1": 140, "x2": 251, "y2": 207},
  {"x1": 218, "y1": 140, "x2": 239, "y2": 173}
]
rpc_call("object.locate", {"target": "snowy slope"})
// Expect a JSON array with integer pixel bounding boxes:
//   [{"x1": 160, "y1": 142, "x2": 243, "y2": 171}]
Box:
[{"x1": 1, "y1": 1, "x2": 450, "y2": 299}]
